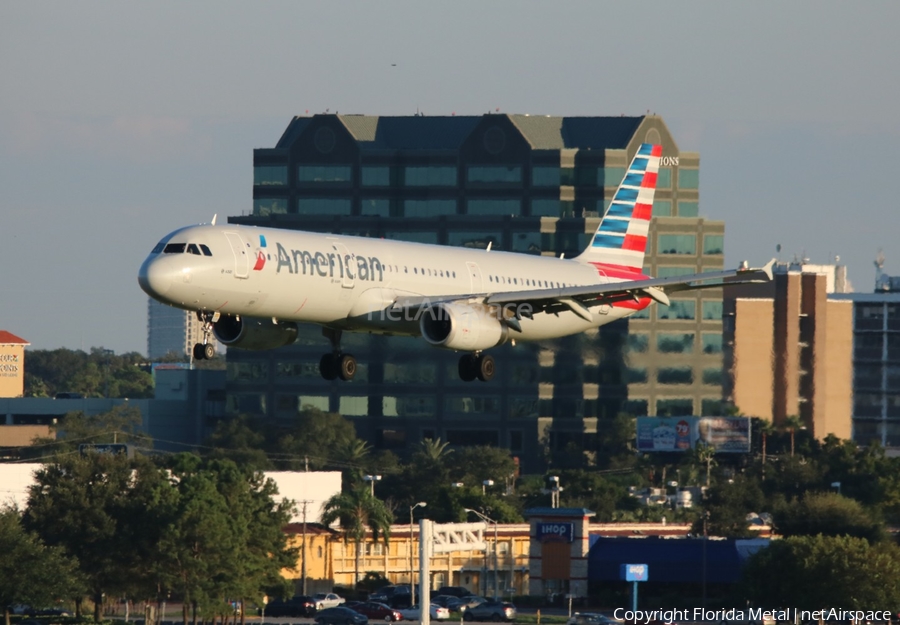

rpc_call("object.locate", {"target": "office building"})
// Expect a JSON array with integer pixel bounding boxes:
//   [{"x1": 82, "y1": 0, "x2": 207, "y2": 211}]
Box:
[
  {"x1": 148, "y1": 299, "x2": 217, "y2": 360},
  {"x1": 832, "y1": 256, "x2": 900, "y2": 446},
  {"x1": 724, "y1": 259, "x2": 853, "y2": 440},
  {"x1": 227, "y1": 113, "x2": 725, "y2": 469}
]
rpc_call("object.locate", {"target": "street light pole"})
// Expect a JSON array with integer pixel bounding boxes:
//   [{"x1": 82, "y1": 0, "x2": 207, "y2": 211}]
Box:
[
  {"x1": 465, "y1": 508, "x2": 499, "y2": 599},
  {"x1": 363, "y1": 474, "x2": 382, "y2": 496},
  {"x1": 409, "y1": 502, "x2": 427, "y2": 588}
]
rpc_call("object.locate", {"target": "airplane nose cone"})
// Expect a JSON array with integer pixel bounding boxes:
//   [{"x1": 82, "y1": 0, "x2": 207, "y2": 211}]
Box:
[{"x1": 138, "y1": 257, "x2": 173, "y2": 299}]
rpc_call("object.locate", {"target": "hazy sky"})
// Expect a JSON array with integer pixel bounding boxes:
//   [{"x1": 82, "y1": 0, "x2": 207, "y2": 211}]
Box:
[{"x1": 2, "y1": 2, "x2": 898, "y2": 355}]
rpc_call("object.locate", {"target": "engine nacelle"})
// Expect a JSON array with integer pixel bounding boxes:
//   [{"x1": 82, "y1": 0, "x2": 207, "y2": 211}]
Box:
[
  {"x1": 419, "y1": 303, "x2": 508, "y2": 351},
  {"x1": 213, "y1": 315, "x2": 298, "y2": 350}
]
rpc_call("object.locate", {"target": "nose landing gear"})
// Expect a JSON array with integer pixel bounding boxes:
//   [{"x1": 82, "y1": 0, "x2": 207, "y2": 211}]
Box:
[
  {"x1": 319, "y1": 328, "x2": 357, "y2": 381},
  {"x1": 458, "y1": 352, "x2": 495, "y2": 382},
  {"x1": 192, "y1": 311, "x2": 219, "y2": 360}
]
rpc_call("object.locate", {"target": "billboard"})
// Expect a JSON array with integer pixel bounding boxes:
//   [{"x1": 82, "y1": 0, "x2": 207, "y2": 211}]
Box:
[{"x1": 635, "y1": 417, "x2": 751, "y2": 453}]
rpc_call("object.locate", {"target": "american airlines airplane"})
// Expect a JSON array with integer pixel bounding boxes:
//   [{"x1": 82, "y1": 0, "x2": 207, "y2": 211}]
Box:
[{"x1": 138, "y1": 144, "x2": 773, "y2": 382}]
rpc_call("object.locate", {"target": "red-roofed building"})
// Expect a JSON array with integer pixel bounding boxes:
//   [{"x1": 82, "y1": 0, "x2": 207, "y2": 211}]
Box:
[{"x1": 0, "y1": 331, "x2": 29, "y2": 398}]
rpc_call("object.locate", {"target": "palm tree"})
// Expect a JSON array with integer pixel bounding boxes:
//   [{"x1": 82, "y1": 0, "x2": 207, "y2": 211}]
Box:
[
  {"x1": 337, "y1": 438, "x2": 373, "y2": 489},
  {"x1": 320, "y1": 485, "x2": 393, "y2": 587},
  {"x1": 694, "y1": 442, "x2": 717, "y2": 486},
  {"x1": 783, "y1": 415, "x2": 804, "y2": 458},
  {"x1": 757, "y1": 420, "x2": 776, "y2": 475},
  {"x1": 420, "y1": 437, "x2": 453, "y2": 462}
]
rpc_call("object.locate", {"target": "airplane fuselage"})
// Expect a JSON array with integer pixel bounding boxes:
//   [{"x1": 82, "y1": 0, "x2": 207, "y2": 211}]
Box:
[{"x1": 139, "y1": 223, "x2": 647, "y2": 342}]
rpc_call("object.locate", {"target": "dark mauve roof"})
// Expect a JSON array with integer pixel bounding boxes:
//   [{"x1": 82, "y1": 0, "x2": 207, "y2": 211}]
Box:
[{"x1": 273, "y1": 114, "x2": 646, "y2": 152}]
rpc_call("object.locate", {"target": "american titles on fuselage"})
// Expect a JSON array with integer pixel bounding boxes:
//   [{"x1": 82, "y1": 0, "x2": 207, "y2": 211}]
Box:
[{"x1": 275, "y1": 242, "x2": 384, "y2": 283}]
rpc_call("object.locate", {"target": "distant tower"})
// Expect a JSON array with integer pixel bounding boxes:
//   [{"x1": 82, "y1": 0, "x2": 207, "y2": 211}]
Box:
[
  {"x1": 875, "y1": 249, "x2": 887, "y2": 291},
  {"x1": 147, "y1": 299, "x2": 217, "y2": 360}
]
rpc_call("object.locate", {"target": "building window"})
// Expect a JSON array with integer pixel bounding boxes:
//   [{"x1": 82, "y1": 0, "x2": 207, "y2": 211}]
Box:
[
  {"x1": 677, "y1": 201, "x2": 699, "y2": 217},
  {"x1": 678, "y1": 169, "x2": 699, "y2": 189},
  {"x1": 448, "y1": 232, "x2": 501, "y2": 250},
  {"x1": 658, "y1": 234, "x2": 697, "y2": 255},
  {"x1": 702, "y1": 399, "x2": 725, "y2": 415},
  {"x1": 630, "y1": 306, "x2": 651, "y2": 319},
  {"x1": 512, "y1": 232, "x2": 541, "y2": 254},
  {"x1": 532, "y1": 166, "x2": 561, "y2": 187},
  {"x1": 702, "y1": 333, "x2": 723, "y2": 354},
  {"x1": 444, "y1": 396, "x2": 501, "y2": 414},
  {"x1": 339, "y1": 396, "x2": 368, "y2": 416},
  {"x1": 657, "y1": 167, "x2": 672, "y2": 188},
  {"x1": 653, "y1": 200, "x2": 672, "y2": 217},
  {"x1": 656, "y1": 398, "x2": 694, "y2": 416},
  {"x1": 467, "y1": 199, "x2": 522, "y2": 216},
  {"x1": 626, "y1": 367, "x2": 648, "y2": 383},
  {"x1": 226, "y1": 393, "x2": 266, "y2": 415},
  {"x1": 626, "y1": 333, "x2": 650, "y2": 353},
  {"x1": 404, "y1": 166, "x2": 457, "y2": 186},
  {"x1": 382, "y1": 396, "x2": 435, "y2": 417},
  {"x1": 253, "y1": 198, "x2": 288, "y2": 216},
  {"x1": 657, "y1": 333, "x2": 694, "y2": 353},
  {"x1": 361, "y1": 166, "x2": 391, "y2": 187},
  {"x1": 404, "y1": 199, "x2": 457, "y2": 217},
  {"x1": 298, "y1": 165, "x2": 352, "y2": 183},
  {"x1": 297, "y1": 199, "x2": 352, "y2": 215},
  {"x1": 656, "y1": 266, "x2": 696, "y2": 278},
  {"x1": 622, "y1": 399, "x2": 649, "y2": 416},
  {"x1": 702, "y1": 301, "x2": 723, "y2": 320},
  {"x1": 658, "y1": 299, "x2": 696, "y2": 320},
  {"x1": 704, "y1": 235, "x2": 724, "y2": 255},
  {"x1": 254, "y1": 165, "x2": 287, "y2": 186},
  {"x1": 509, "y1": 397, "x2": 539, "y2": 418},
  {"x1": 383, "y1": 363, "x2": 436, "y2": 384},
  {"x1": 385, "y1": 231, "x2": 439, "y2": 244},
  {"x1": 702, "y1": 368, "x2": 724, "y2": 385},
  {"x1": 276, "y1": 362, "x2": 321, "y2": 379},
  {"x1": 531, "y1": 199, "x2": 562, "y2": 217},
  {"x1": 657, "y1": 367, "x2": 693, "y2": 385},
  {"x1": 361, "y1": 198, "x2": 391, "y2": 217},
  {"x1": 601, "y1": 167, "x2": 626, "y2": 187},
  {"x1": 227, "y1": 362, "x2": 270, "y2": 382},
  {"x1": 467, "y1": 165, "x2": 522, "y2": 184}
]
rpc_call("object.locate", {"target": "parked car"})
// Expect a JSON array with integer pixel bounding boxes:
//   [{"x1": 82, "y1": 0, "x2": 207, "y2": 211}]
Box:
[
  {"x1": 430, "y1": 596, "x2": 458, "y2": 609},
  {"x1": 369, "y1": 585, "x2": 413, "y2": 608},
  {"x1": 263, "y1": 596, "x2": 317, "y2": 617},
  {"x1": 28, "y1": 608, "x2": 72, "y2": 618},
  {"x1": 452, "y1": 596, "x2": 486, "y2": 613},
  {"x1": 351, "y1": 602, "x2": 404, "y2": 622},
  {"x1": 398, "y1": 604, "x2": 451, "y2": 622},
  {"x1": 436, "y1": 586, "x2": 474, "y2": 599},
  {"x1": 567, "y1": 614, "x2": 623, "y2": 625},
  {"x1": 316, "y1": 606, "x2": 369, "y2": 625},
  {"x1": 314, "y1": 593, "x2": 346, "y2": 610},
  {"x1": 462, "y1": 600, "x2": 516, "y2": 622}
]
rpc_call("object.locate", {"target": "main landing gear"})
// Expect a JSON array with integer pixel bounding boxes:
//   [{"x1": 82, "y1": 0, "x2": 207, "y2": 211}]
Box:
[
  {"x1": 192, "y1": 311, "x2": 218, "y2": 361},
  {"x1": 319, "y1": 328, "x2": 357, "y2": 381},
  {"x1": 458, "y1": 352, "x2": 495, "y2": 382}
]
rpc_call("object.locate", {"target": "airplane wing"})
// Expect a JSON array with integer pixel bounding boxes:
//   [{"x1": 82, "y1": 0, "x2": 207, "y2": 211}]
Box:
[{"x1": 390, "y1": 259, "x2": 775, "y2": 326}]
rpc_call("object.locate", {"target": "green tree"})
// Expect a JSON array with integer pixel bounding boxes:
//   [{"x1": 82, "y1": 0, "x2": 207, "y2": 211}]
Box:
[
  {"x1": 697, "y1": 474, "x2": 766, "y2": 537},
  {"x1": 276, "y1": 406, "x2": 358, "y2": 470},
  {"x1": 24, "y1": 348, "x2": 153, "y2": 399},
  {"x1": 320, "y1": 485, "x2": 393, "y2": 587},
  {"x1": 29, "y1": 406, "x2": 147, "y2": 459},
  {"x1": 775, "y1": 491, "x2": 886, "y2": 543},
  {"x1": 743, "y1": 534, "x2": 900, "y2": 609},
  {"x1": 782, "y1": 415, "x2": 805, "y2": 458},
  {"x1": 24, "y1": 452, "x2": 151, "y2": 621},
  {"x1": 0, "y1": 508, "x2": 82, "y2": 625},
  {"x1": 206, "y1": 415, "x2": 273, "y2": 470}
]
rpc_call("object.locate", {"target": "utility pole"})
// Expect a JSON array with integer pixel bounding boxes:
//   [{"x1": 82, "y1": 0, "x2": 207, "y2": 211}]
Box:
[
  {"x1": 299, "y1": 500, "x2": 312, "y2": 595},
  {"x1": 465, "y1": 508, "x2": 499, "y2": 599}
]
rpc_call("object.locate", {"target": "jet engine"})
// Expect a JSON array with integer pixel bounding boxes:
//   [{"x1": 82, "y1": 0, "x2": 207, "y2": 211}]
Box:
[
  {"x1": 213, "y1": 315, "x2": 298, "y2": 350},
  {"x1": 419, "y1": 303, "x2": 508, "y2": 351}
]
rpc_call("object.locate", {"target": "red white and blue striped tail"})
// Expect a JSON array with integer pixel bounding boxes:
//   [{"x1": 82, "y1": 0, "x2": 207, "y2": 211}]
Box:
[{"x1": 575, "y1": 143, "x2": 661, "y2": 274}]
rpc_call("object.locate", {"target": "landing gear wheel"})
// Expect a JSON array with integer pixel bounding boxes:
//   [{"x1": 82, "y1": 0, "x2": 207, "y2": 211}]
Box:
[
  {"x1": 476, "y1": 353, "x2": 495, "y2": 382},
  {"x1": 458, "y1": 354, "x2": 478, "y2": 382},
  {"x1": 193, "y1": 343, "x2": 206, "y2": 360},
  {"x1": 202, "y1": 343, "x2": 216, "y2": 360},
  {"x1": 338, "y1": 354, "x2": 357, "y2": 381},
  {"x1": 319, "y1": 353, "x2": 338, "y2": 381}
]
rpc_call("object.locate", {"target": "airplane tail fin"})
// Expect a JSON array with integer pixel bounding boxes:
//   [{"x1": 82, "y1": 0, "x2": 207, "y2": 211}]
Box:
[{"x1": 574, "y1": 143, "x2": 662, "y2": 273}]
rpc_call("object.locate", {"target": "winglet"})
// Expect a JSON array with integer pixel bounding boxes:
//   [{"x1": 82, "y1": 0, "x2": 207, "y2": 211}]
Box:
[
  {"x1": 761, "y1": 258, "x2": 776, "y2": 281},
  {"x1": 738, "y1": 258, "x2": 776, "y2": 280}
]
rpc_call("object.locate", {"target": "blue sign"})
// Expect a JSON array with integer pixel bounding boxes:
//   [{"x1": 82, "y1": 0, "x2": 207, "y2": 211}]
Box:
[
  {"x1": 620, "y1": 564, "x2": 649, "y2": 582},
  {"x1": 536, "y1": 522, "x2": 574, "y2": 543}
]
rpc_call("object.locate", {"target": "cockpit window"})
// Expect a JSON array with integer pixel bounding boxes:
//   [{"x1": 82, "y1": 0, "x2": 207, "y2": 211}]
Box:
[
  {"x1": 163, "y1": 243, "x2": 186, "y2": 254},
  {"x1": 186, "y1": 244, "x2": 202, "y2": 255},
  {"x1": 151, "y1": 241, "x2": 165, "y2": 254},
  {"x1": 199, "y1": 244, "x2": 212, "y2": 256}
]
